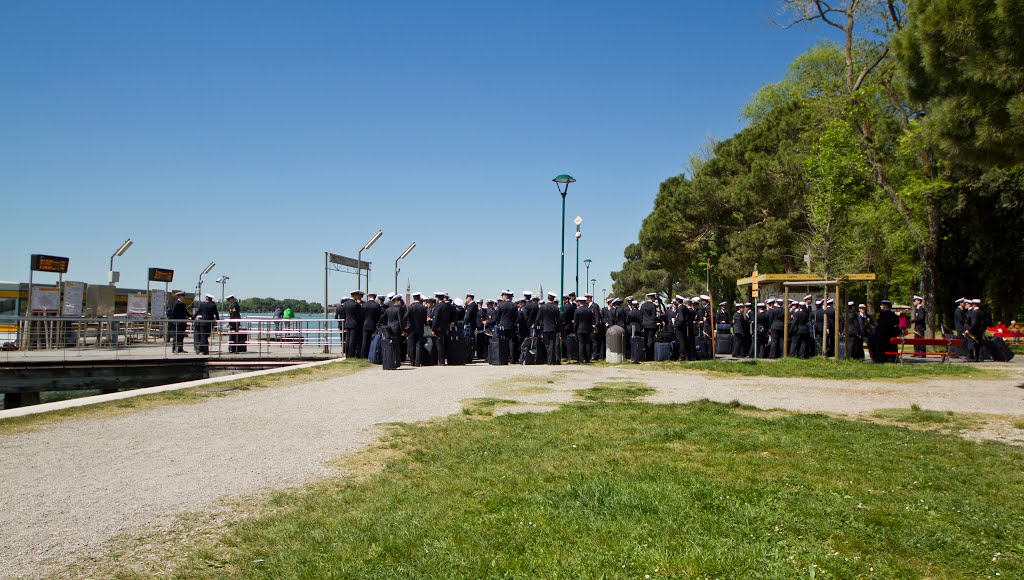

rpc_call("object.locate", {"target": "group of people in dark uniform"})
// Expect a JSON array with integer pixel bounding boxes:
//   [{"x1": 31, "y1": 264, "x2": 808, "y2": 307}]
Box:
[
  {"x1": 166, "y1": 292, "x2": 246, "y2": 354},
  {"x1": 335, "y1": 287, "x2": 994, "y2": 366}
]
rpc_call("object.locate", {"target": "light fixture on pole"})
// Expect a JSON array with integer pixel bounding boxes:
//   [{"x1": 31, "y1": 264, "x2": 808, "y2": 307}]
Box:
[
  {"x1": 357, "y1": 229, "x2": 383, "y2": 294},
  {"x1": 215, "y1": 275, "x2": 229, "y2": 310},
  {"x1": 591, "y1": 278, "x2": 597, "y2": 296},
  {"x1": 197, "y1": 261, "x2": 215, "y2": 313},
  {"x1": 108, "y1": 238, "x2": 133, "y2": 285},
  {"x1": 553, "y1": 175, "x2": 575, "y2": 315},
  {"x1": 583, "y1": 258, "x2": 592, "y2": 296},
  {"x1": 394, "y1": 242, "x2": 416, "y2": 295},
  {"x1": 574, "y1": 216, "x2": 583, "y2": 296}
]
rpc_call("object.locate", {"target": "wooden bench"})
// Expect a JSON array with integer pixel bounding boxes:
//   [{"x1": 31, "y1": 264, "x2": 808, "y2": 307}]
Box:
[{"x1": 886, "y1": 337, "x2": 963, "y2": 363}]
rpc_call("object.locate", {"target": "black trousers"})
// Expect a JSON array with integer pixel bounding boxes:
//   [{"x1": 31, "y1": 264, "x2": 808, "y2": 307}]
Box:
[
  {"x1": 733, "y1": 332, "x2": 745, "y2": 357},
  {"x1": 643, "y1": 328, "x2": 656, "y2": 360},
  {"x1": 407, "y1": 334, "x2": 424, "y2": 366},
  {"x1": 436, "y1": 334, "x2": 448, "y2": 365},
  {"x1": 172, "y1": 322, "x2": 186, "y2": 352},
  {"x1": 594, "y1": 332, "x2": 606, "y2": 360},
  {"x1": 913, "y1": 326, "x2": 926, "y2": 355},
  {"x1": 543, "y1": 331, "x2": 559, "y2": 364},
  {"x1": 577, "y1": 332, "x2": 592, "y2": 363},
  {"x1": 361, "y1": 330, "x2": 375, "y2": 358},
  {"x1": 344, "y1": 328, "x2": 361, "y2": 358}
]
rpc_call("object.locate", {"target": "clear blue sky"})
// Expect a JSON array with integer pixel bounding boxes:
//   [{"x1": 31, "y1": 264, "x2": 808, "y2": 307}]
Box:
[{"x1": 1, "y1": 1, "x2": 831, "y2": 303}]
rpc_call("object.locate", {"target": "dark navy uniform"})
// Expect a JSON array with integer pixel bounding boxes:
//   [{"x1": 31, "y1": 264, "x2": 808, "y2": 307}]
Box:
[
  {"x1": 338, "y1": 298, "x2": 364, "y2": 358},
  {"x1": 194, "y1": 299, "x2": 219, "y2": 355},
  {"x1": 169, "y1": 297, "x2": 189, "y2": 353},
  {"x1": 538, "y1": 299, "x2": 562, "y2": 364},
  {"x1": 912, "y1": 302, "x2": 927, "y2": 356},
  {"x1": 432, "y1": 299, "x2": 454, "y2": 364},
  {"x1": 573, "y1": 303, "x2": 595, "y2": 363},
  {"x1": 405, "y1": 300, "x2": 427, "y2": 366}
]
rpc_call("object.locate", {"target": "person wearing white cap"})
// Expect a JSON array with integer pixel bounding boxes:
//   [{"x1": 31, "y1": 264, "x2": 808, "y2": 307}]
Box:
[
  {"x1": 360, "y1": 292, "x2": 383, "y2": 359},
  {"x1": 489, "y1": 290, "x2": 517, "y2": 364},
  {"x1": 845, "y1": 301, "x2": 863, "y2": 360},
  {"x1": 953, "y1": 298, "x2": 969, "y2": 358},
  {"x1": 965, "y1": 298, "x2": 987, "y2": 362},
  {"x1": 226, "y1": 294, "x2": 247, "y2": 354},
  {"x1": 538, "y1": 292, "x2": 561, "y2": 364},
  {"x1": 522, "y1": 291, "x2": 540, "y2": 342},
  {"x1": 192, "y1": 293, "x2": 220, "y2": 355},
  {"x1": 404, "y1": 292, "x2": 428, "y2": 366},
  {"x1": 911, "y1": 295, "x2": 927, "y2": 357},
  {"x1": 732, "y1": 302, "x2": 748, "y2": 358}
]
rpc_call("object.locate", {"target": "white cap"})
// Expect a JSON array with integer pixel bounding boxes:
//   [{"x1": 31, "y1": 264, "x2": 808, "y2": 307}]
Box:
[
  {"x1": 501, "y1": 289, "x2": 513, "y2": 296},
  {"x1": 226, "y1": 294, "x2": 235, "y2": 300},
  {"x1": 815, "y1": 300, "x2": 822, "y2": 306},
  {"x1": 412, "y1": 292, "x2": 422, "y2": 298},
  {"x1": 690, "y1": 297, "x2": 700, "y2": 303},
  {"x1": 803, "y1": 295, "x2": 813, "y2": 301},
  {"x1": 858, "y1": 303, "x2": 866, "y2": 308},
  {"x1": 205, "y1": 294, "x2": 214, "y2": 300},
  {"x1": 523, "y1": 291, "x2": 533, "y2": 297},
  {"x1": 913, "y1": 295, "x2": 923, "y2": 301},
  {"x1": 547, "y1": 292, "x2": 556, "y2": 299},
  {"x1": 676, "y1": 295, "x2": 686, "y2": 301},
  {"x1": 972, "y1": 298, "x2": 981, "y2": 304},
  {"x1": 699, "y1": 294, "x2": 709, "y2": 301}
]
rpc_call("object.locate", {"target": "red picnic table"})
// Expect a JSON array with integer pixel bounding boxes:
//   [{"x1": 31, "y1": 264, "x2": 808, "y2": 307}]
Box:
[{"x1": 887, "y1": 336, "x2": 963, "y2": 363}]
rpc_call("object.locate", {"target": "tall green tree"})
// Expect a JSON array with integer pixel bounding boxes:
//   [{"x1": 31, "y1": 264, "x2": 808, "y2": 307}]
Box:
[{"x1": 893, "y1": 0, "x2": 1024, "y2": 167}]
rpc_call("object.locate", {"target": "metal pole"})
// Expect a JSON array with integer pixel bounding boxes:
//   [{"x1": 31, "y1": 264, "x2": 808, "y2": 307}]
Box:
[
  {"x1": 394, "y1": 258, "x2": 399, "y2": 295},
  {"x1": 575, "y1": 234, "x2": 579, "y2": 296},
  {"x1": 356, "y1": 251, "x2": 362, "y2": 295},
  {"x1": 560, "y1": 193, "x2": 566, "y2": 316},
  {"x1": 324, "y1": 252, "x2": 329, "y2": 354}
]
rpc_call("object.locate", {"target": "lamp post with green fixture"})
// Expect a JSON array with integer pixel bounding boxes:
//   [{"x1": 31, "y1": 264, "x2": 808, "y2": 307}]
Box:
[{"x1": 552, "y1": 174, "x2": 575, "y2": 316}]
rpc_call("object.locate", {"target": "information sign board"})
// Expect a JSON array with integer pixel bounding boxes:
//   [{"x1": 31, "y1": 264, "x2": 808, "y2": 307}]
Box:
[
  {"x1": 148, "y1": 268, "x2": 174, "y2": 282},
  {"x1": 31, "y1": 254, "x2": 70, "y2": 273},
  {"x1": 31, "y1": 286, "x2": 60, "y2": 313},
  {"x1": 151, "y1": 290, "x2": 167, "y2": 320}
]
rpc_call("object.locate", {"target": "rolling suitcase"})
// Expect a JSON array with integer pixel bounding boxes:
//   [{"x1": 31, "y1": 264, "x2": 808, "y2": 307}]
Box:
[
  {"x1": 368, "y1": 334, "x2": 382, "y2": 364},
  {"x1": 421, "y1": 337, "x2": 437, "y2": 366},
  {"x1": 381, "y1": 338, "x2": 399, "y2": 370},
  {"x1": 522, "y1": 336, "x2": 541, "y2": 365},
  {"x1": 565, "y1": 333, "x2": 579, "y2": 361},
  {"x1": 630, "y1": 334, "x2": 645, "y2": 363},
  {"x1": 715, "y1": 333, "x2": 733, "y2": 355},
  {"x1": 488, "y1": 337, "x2": 510, "y2": 365},
  {"x1": 654, "y1": 341, "x2": 673, "y2": 362},
  {"x1": 447, "y1": 334, "x2": 469, "y2": 366}
]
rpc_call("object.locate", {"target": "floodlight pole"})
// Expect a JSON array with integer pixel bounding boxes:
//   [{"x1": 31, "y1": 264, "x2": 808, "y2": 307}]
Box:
[
  {"x1": 574, "y1": 217, "x2": 582, "y2": 296},
  {"x1": 196, "y1": 261, "x2": 215, "y2": 314},
  {"x1": 584, "y1": 259, "x2": 592, "y2": 295},
  {"x1": 357, "y1": 230, "x2": 383, "y2": 294},
  {"x1": 553, "y1": 175, "x2": 576, "y2": 317},
  {"x1": 394, "y1": 242, "x2": 416, "y2": 295},
  {"x1": 108, "y1": 238, "x2": 133, "y2": 286}
]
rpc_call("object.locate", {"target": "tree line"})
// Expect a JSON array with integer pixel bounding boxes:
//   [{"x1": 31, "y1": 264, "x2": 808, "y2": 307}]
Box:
[
  {"x1": 237, "y1": 297, "x2": 324, "y2": 314},
  {"x1": 611, "y1": 0, "x2": 1024, "y2": 330}
]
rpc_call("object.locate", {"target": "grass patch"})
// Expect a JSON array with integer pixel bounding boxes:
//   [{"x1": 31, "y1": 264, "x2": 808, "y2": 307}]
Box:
[
  {"x1": 654, "y1": 356, "x2": 990, "y2": 380},
  {"x1": 576, "y1": 380, "x2": 655, "y2": 402},
  {"x1": 164, "y1": 400, "x2": 1024, "y2": 578},
  {"x1": 461, "y1": 397, "x2": 518, "y2": 416},
  {"x1": 1010, "y1": 344, "x2": 1024, "y2": 355},
  {"x1": 484, "y1": 374, "x2": 558, "y2": 398},
  {"x1": 1013, "y1": 419, "x2": 1024, "y2": 430},
  {"x1": 870, "y1": 405, "x2": 980, "y2": 431},
  {"x1": 0, "y1": 359, "x2": 369, "y2": 437}
]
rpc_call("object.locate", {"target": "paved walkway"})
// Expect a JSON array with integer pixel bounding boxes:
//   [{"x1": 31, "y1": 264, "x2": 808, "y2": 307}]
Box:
[{"x1": 1, "y1": 361, "x2": 1022, "y2": 578}]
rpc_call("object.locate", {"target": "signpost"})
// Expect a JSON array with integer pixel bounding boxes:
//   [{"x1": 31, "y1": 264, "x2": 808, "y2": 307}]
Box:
[{"x1": 751, "y1": 267, "x2": 759, "y2": 360}]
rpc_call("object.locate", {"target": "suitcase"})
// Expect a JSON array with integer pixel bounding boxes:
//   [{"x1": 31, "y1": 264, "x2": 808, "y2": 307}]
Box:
[
  {"x1": 655, "y1": 329, "x2": 675, "y2": 343},
  {"x1": 715, "y1": 333, "x2": 733, "y2": 355},
  {"x1": 447, "y1": 335, "x2": 469, "y2": 366},
  {"x1": 421, "y1": 337, "x2": 437, "y2": 366},
  {"x1": 368, "y1": 334, "x2": 382, "y2": 364},
  {"x1": 987, "y1": 337, "x2": 1014, "y2": 362},
  {"x1": 521, "y1": 337, "x2": 542, "y2": 365},
  {"x1": 654, "y1": 341, "x2": 673, "y2": 362},
  {"x1": 565, "y1": 334, "x2": 579, "y2": 361},
  {"x1": 381, "y1": 338, "x2": 399, "y2": 370},
  {"x1": 488, "y1": 337, "x2": 509, "y2": 365},
  {"x1": 630, "y1": 336, "x2": 645, "y2": 363}
]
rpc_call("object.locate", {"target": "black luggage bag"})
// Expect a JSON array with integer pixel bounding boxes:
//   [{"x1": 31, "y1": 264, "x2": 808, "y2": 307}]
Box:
[
  {"x1": 715, "y1": 333, "x2": 733, "y2": 355},
  {"x1": 447, "y1": 334, "x2": 469, "y2": 366},
  {"x1": 565, "y1": 333, "x2": 579, "y2": 361},
  {"x1": 522, "y1": 336, "x2": 542, "y2": 365},
  {"x1": 488, "y1": 337, "x2": 509, "y2": 365},
  {"x1": 421, "y1": 337, "x2": 438, "y2": 366},
  {"x1": 381, "y1": 338, "x2": 399, "y2": 370},
  {"x1": 654, "y1": 341, "x2": 673, "y2": 362},
  {"x1": 987, "y1": 336, "x2": 1015, "y2": 362},
  {"x1": 630, "y1": 335, "x2": 645, "y2": 363}
]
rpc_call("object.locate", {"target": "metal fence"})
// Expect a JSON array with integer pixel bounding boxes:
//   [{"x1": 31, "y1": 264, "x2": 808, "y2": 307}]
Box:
[{"x1": 0, "y1": 316, "x2": 346, "y2": 362}]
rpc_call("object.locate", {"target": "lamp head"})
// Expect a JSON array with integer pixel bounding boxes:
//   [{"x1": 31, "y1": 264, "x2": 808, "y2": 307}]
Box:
[
  {"x1": 398, "y1": 242, "x2": 416, "y2": 260},
  {"x1": 114, "y1": 238, "x2": 133, "y2": 257},
  {"x1": 584, "y1": 258, "x2": 592, "y2": 266},
  {"x1": 553, "y1": 174, "x2": 575, "y2": 196},
  {"x1": 574, "y1": 215, "x2": 583, "y2": 226},
  {"x1": 362, "y1": 230, "x2": 383, "y2": 251},
  {"x1": 201, "y1": 262, "x2": 216, "y2": 275}
]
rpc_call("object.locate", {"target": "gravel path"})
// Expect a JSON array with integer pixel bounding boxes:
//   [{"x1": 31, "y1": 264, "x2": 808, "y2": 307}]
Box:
[{"x1": 2, "y1": 361, "x2": 1022, "y2": 578}]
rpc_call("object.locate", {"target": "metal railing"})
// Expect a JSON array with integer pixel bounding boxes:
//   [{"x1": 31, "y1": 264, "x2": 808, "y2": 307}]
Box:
[{"x1": 0, "y1": 316, "x2": 346, "y2": 362}]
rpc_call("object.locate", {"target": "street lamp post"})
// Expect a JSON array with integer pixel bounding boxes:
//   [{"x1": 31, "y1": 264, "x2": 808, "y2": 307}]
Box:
[
  {"x1": 215, "y1": 275, "x2": 229, "y2": 311},
  {"x1": 574, "y1": 216, "x2": 583, "y2": 295},
  {"x1": 197, "y1": 261, "x2": 215, "y2": 314},
  {"x1": 583, "y1": 258, "x2": 592, "y2": 295},
  {"x1": 357, "y1": 230, "x2": 383, "y2": 294},
  {"x1": 591, "y1": 278, "x2": 597, "y2": 296},
  {"x1": 553, "y1": 175, "x2": 575, "y2": 316},
  {"x1": 108, "y1": 238, "x2": 133, "y2": 285},
  {"x1": 394, "y1": 242, "x2": 416, "y2": 295}
]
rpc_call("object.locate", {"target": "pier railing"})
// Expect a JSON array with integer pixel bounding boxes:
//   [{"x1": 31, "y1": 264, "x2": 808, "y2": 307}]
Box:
[{"x1": 0, "y1": 316, "x2": 346, "y2": 362}]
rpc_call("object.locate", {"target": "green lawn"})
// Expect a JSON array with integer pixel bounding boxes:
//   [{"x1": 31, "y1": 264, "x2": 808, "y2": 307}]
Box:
[
  {"x1": 175, "y1": 398, "x2": 1024, "y2": 578},
  {"x1": 651, "y1": 357, "x2": 990, "y2": 380}
]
